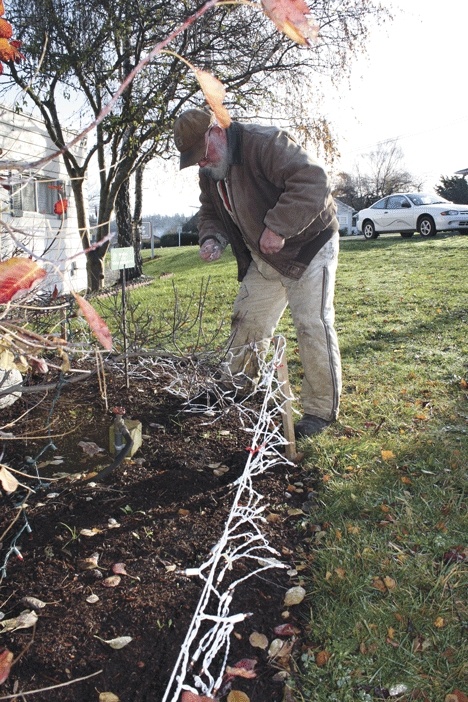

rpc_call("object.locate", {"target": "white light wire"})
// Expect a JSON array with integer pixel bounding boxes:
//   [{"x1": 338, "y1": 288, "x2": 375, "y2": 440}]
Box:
[{"x1": 157, "y1": 336, "x2": 295, "y2": 702}]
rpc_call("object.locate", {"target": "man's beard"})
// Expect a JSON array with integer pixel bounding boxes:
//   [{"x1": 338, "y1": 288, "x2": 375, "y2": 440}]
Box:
[{"x1": 200, "y1": 157, "x2": 229, "y2": 182}]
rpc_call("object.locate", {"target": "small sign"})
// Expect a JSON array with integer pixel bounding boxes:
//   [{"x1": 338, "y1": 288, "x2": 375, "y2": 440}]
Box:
[{"x1": 110, "y1": 247, "x2": 135, "y2": 271}]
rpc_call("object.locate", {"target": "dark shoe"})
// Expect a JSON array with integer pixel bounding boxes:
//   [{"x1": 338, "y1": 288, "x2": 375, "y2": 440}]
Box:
[{"x1": 295, "y1": 414, "x2": 331, "y2": 438}]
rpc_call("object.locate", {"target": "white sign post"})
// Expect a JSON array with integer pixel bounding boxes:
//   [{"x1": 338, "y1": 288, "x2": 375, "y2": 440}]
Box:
[{"x1": 110, "y1": 247, "x2": 136, "y2": 388}]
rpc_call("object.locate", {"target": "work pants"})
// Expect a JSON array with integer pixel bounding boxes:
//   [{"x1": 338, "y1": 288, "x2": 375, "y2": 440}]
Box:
[{"x1": 224, "y1": 234, "x2": 342, "y2": 421}]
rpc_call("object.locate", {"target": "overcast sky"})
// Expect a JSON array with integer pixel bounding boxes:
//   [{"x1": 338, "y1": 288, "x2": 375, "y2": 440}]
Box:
[{"x1": 138, "y1": 0, "x2": 468, "y2": 215}]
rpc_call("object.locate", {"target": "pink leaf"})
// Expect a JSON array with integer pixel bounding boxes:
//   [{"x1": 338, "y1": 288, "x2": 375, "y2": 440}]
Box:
[
  {"x1": 261, "y1": 0, "x2": 319, "y2": 46},
  {"x1": 112, "y1": 563, "x2": 128, "y2": 575},
  {"x1": 223, "y1": 659, "x2": 257, "y2": 683},
  {"x1": 273, "y1": 623, "x2": 301, "y2": 636},
  {"x1": 73, "y1": 293, "x2": 113, "y2": 350},
  {"x1": 180, "y1": 691, "x2": 215, "y2": 702},
  {"x1": 0, "y1": 257, "x2": 47, "y2": 303},
  {"x1": 0, "y1": 648, "x2": 14, "y2": 685}
]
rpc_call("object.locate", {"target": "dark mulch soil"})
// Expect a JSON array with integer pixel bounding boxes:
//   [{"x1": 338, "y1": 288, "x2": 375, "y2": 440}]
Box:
[{"x1": 0, "y1": 362, "x2": 319, "y2": 701}]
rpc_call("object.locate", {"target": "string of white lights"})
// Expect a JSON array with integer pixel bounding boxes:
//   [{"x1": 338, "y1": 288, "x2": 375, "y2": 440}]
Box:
[{"x1": 156, "y1": 336, "x2": 295, "y2": 702}]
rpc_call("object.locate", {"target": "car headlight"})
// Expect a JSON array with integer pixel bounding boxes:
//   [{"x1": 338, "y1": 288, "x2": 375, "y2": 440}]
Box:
[{"x1": 440, "y1": 210, "x2": 459, "y2": 216}]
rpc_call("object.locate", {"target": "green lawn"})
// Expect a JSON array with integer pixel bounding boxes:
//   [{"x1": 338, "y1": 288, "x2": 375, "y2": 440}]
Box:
[{"x1": 107, "y1": 233, "x2": 467, "y2": 700}]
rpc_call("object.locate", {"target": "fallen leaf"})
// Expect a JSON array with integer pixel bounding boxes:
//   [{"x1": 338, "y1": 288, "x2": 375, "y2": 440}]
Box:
[
  {"x1": 102, "y1": 575, "x2": 121, "y2": 588},
  {"x1": 181, "y1": 691, "x2": 215, "y2": 702},
  {"x1": 227, "y1": 691, "x2": 250, "y2": 702},
  {"x1": 86, "y1": 594, "x2": 100, "y2": 604},
  {"x1": 112, "y1": 563, "x2": 128, "y2": 575},
  {"x1": 371, "y1": 577, "x2": 387, "y2": 593},
  {"x1": 381, "y1": 449, "x2": 395, "y2": 461},
  {"x1": 99, "y1": 693, "x2": 120, "y2": 702},
  {"x1": 283, "y1": 586, "x2": 305, "y2": 606},
  {"x1": 249, "y1": 631, "x2": 269, "y2": 649},
  {"x1": 443, "y1": 546, "x2": 468, "y2": 563},
  {"x1": 445, "y1": 692, "x2": 468, "y2": 702},
  {"x1": 73, "y1": 293, "x2": 113, "y2": 350},
  {"x1": 273, "y1": 623, "x2": 300, "y2": 636},
  {"x1": 78, "y1": 441, "x2": 104, "y2": 456},
  {"x1": 315, "y1": 650, "x2": 331, "y2": 667},
  {"x1": 94, "y1": 635, "x2": 133, "y2": 649},
  {"x1": 389, "y1": 684, "x2": 409, "y2": 696},
  {"x1": 77, "y1": 554, "x2": 100, "y2": 571},
  {"x1": 412, "y1": 635, "x2": 431, "y2": 653},
  {"x1": 224, "y1": 664, "x2": 257, "y2": 679},
  {"x1": 434, "y1": 616, "x2": 445, "y2": 628},
  {"x1": 0, "y1": 648, "x2": 14, "y2": 684},
  {"x1": 21, "y1": 596, "x2": 46, "y2": 611},
  {"x1": 383, "y1": 576, "x2": 397, "y2": 590},
  {"x1": 268, "y1": 637, "x2": 294, "y2": 659},
  {"x1": 80, "y1": 528, "x2": 100, "y2": 537},
  {"x1": 0, "y1": 465, "x2": 18, "y2": 493},
  {"x1": 0, "y1": 257, "x2": 47, "y2": 303},
  {"x1": 223, "y1": 659, "x2": 257, "y2": 684},
  {"x1": 287, "y1": 508, "x2": 304, "y2": 516},
  {"x1": 0, "y1": 610, "x2": 38, "y2": 632}
]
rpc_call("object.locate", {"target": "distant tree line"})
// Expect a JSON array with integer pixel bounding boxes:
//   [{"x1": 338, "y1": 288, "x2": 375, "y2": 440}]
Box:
[{"x1": 333, "y1": 140, "x2": 468, "y2": 210}]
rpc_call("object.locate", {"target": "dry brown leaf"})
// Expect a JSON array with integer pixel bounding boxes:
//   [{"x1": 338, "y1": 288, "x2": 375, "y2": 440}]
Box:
[
  {"x1": 0, "y1": 609, "x2": 38, "y2": 633},
  {"x1": 0, "y1": 465, "x2": 19, "y2": 493},
  {"x1": 249, "y1": 631, "x2": 269, "y2": 649},
  {"x1": 227, "y1": 691, "x2": 250, "y2": 702},
  {"x1": 78, "y1": 440, "x2": 104, "y2": 456},
  {"x1": 383, "y1": 575, "x2": 397, "y2": 590},
  {"x1": 283, "y1": 586, "x2": 305, "y2": 606},
  {"x1": 315, "y1": 649, "x2": 331, "y2": 667},
  {"x1": 194, "y1": 69, "x2": 231, "y2": 128},
  {"x1": 381, "y1": 449, "x2": 395, "y2": 461},
  {"x1": 371, "y1": 577, "x2": 387, "y2": 593},
  {"x1": 80, "y1": 528, "x2": 101, "y2": 537},
  {"x1": 102, "y1": 575, "x2": 121, "y2": 588},
  {"x1": 21, "y1": 596, "x2": 46, "y2": 611},
  {"x1": 445, "y1": 692, "x2": 468, "y2": 702},
  {"x1": 99, "y1": 693, "x2": 121, "y2": 702},
  {"x1": 94, "y1": 635, "x2": 133, "y2": 649},
  {"x1": 77, "y1": 554, "x2": 100, "y2": 571}
]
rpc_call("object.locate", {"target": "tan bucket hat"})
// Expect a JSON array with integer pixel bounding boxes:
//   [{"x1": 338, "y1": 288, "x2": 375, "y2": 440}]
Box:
[{"x1": 173, "y1": 109, "x2": 212, "y2": 170}]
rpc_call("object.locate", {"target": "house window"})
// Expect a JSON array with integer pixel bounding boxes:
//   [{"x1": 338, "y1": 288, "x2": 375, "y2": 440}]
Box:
[{"x1": 11, "y1": 176, "x2": 67, "y2": 216}]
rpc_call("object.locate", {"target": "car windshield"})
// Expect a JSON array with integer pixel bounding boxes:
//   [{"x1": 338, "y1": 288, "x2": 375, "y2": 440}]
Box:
[{"x1": 407, "y1": 193, "x2": 449, "y2": 206}]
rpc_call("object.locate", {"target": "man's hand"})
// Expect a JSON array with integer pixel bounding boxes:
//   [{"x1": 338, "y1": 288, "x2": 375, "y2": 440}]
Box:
[
  {"x1": 199, "y1": 238, "x2": 223, "y2": 262},
  {"x1": 259, "y1": 227, "x2": 285, "y2": 255}
]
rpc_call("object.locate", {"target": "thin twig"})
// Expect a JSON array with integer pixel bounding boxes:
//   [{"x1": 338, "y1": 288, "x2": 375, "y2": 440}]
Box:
[{"x1": 0, "y1": 669, "x2": 103, "y2": 700}]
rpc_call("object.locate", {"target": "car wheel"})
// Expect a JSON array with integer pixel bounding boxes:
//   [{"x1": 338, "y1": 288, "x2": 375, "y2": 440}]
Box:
[
  {"x1": 418, "y1": 216, "x2": 436, "y2": 237},
  {"x1": 362, "y1": 220, "x2": 379, "y2": 240},
  {"x1": 400, "y1": 232, "x2": 414, "y2": 238}
]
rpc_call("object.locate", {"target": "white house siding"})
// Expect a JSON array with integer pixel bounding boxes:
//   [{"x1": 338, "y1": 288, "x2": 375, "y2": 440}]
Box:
[
  {"x1": 335, "y1": 199, "x2": 354, "y2": 236},
  {"x1": 0, "y1": 105, "x2": 89, "y2": 293}
]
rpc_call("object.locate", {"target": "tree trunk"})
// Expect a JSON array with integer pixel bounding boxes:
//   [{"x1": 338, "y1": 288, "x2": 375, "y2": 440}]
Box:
[
  {"x1": 132, "y1": 165, "x2": 144, "y2": 278},
  {"x1": 115, "y1": 179, "x2": 135, "y2": 282}
]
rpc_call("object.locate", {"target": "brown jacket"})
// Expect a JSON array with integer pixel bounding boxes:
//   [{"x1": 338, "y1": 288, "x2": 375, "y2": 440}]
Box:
[{"x1": 198, "y1": 121, "x2": 338, "y2": 281}]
